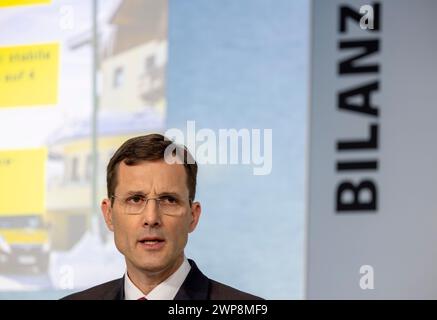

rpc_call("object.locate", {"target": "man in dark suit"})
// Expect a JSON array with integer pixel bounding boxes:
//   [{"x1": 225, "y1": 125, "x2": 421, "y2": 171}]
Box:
[{"x1": 63, "y1": 134, "x2": 261, "y2": 300}]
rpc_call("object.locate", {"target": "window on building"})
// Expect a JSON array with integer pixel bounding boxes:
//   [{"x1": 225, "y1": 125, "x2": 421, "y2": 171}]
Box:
[
  {"x1": 85, "y1": 154, "x2": 92, "y2": 181},
  {"x1": 71, "y1": 157, "x2": 79, "y2": 182},
  {"x1": 145, "y1": 56, "x2": 156, "y2": 72},
  {"x1": 113, "y1": 66, "x2": 124, "y2": 88}
]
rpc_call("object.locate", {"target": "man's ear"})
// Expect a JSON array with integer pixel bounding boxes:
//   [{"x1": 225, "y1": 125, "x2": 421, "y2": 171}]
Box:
[
  {"x1": 101, "y1": 198, "x2": 114, "y2": 232},
  {"x1": 188, "y1": 201, "x2": 201, "y2": 233}
]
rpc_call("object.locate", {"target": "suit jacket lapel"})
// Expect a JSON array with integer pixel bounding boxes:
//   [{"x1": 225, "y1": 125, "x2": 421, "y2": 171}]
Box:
[
  {"x1": 174, "y1": 259, "x2": 209, "y2": 300},
  {"x1": 102, "y1": 276, "x2": 125, "y2": 300}
]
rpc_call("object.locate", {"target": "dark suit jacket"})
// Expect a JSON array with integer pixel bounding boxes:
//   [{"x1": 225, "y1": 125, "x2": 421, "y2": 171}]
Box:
[{"x1": 62, "y1": 259, "x2": 262, "y2": 300}]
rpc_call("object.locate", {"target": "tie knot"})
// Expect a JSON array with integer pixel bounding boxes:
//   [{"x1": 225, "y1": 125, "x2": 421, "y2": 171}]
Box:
[{"x1": 138, "y1": 296, "x2": 147, "y2": 300}]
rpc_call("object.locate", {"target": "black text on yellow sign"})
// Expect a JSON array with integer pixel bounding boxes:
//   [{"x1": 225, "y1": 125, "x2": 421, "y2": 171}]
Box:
[{"x1": 0, "y1": 43, "x2": 59, "y2": 107}]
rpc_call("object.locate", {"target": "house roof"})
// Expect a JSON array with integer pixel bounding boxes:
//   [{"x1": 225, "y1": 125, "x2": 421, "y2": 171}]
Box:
[
  {"x1": 106, "y1": 0, "x2": 167, "y2": 57},
  {"x1": 47, "y1": 108, "x2": 165, "y2": 146}
]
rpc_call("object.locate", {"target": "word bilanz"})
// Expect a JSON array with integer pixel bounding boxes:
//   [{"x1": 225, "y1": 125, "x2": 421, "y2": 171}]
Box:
[{"x1": 336, "y1": 2, "x2": 381, "y2": 213}]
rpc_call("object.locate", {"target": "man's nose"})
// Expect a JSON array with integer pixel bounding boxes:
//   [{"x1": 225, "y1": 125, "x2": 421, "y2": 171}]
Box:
[{"x1": 141, "y1": 199, "x2": 162, "y2": 227}]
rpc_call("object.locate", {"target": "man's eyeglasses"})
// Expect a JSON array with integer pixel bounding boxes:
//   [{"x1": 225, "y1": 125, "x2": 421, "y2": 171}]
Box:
[{"x1": 111, "y1": 194, "x2": 191, "y2": 216}]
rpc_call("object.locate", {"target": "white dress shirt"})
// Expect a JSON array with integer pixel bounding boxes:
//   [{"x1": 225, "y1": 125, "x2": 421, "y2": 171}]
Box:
[{"x1": 124, "y1": 257, "x2": 191, "y2": 300}]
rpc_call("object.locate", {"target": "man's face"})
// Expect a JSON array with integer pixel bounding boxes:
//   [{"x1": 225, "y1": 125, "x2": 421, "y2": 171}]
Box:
[{"x1": 101, "y1": 160, "x2": 201, "y2": 276}]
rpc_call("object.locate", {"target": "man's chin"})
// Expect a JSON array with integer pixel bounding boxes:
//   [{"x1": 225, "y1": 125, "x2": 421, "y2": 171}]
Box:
[
  {"x1": 138, "y1": 260, "x2": 172, "y2": 275},
  {"x1": 136, "y1": 255, "x2": 183, "y2": 276},
  {"x1": 135, "y1": 253, "x2": 170, "y2": 272}
]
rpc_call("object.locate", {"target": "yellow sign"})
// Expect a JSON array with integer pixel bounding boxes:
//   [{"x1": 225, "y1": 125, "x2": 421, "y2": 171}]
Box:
[
  {"x1": 0, "y1": 43, "x2": 59, "y2": 107},
  {"x1": 0, "y1": 148, "x2": 47, "y2": 215},
  {"x1": 0, "y1": 0, "x2": 51, "y2": 7}
]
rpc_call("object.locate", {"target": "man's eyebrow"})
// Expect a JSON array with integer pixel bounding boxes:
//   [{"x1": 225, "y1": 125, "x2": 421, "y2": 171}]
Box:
[
  {"x1": 124, "y1": 191, "x2": 183, "y2": 198},
  {"x1": 156, "y1": 191, "x2": 183, "y2": 198},
  {"x1": 126, "y1": 191, "x2": 147, "y2": 196}
]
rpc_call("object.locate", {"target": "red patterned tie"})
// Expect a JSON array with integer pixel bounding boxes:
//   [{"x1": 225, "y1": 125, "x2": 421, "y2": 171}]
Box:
[{"x1": 138, "y1": 297, "x2": 147, "y2": 300}]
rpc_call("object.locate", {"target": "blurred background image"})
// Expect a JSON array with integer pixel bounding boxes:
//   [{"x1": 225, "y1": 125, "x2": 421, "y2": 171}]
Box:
[{"x1": 0, "y1": 0, "x2": 307, "y2": 299}]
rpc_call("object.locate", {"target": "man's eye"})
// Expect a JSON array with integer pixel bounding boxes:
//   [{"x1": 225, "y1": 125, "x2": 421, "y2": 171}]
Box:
[
  {"x1": 160, "y1": 196, "x2": 177, "y2": 204},
  {"x1": 127, "y1": 196, "x2": 144, "y2": 204}
]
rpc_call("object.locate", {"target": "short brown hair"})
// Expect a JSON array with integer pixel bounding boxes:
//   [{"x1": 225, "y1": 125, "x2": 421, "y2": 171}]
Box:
[{"x1": 106, "y1": 133, "x2": 197, "y2": 202}]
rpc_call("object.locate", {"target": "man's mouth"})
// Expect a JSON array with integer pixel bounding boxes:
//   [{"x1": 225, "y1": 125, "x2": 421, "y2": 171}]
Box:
[
  {"x1": 138, "y1": 237, "x2": 165, "y2": 249},
  {"x1": 140, "y1": 240, "x2": 164, "y2": 244}
]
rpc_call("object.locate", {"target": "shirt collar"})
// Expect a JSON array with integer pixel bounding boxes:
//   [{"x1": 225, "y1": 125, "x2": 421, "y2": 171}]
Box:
[{"x1": 124, "y1": 257, "x2": 191, "y2": 300}]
